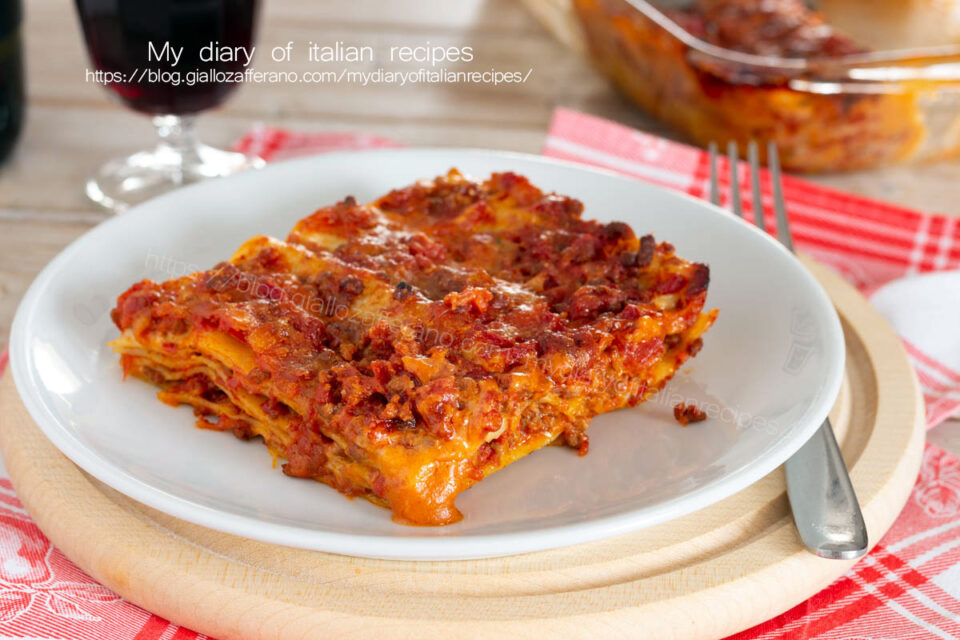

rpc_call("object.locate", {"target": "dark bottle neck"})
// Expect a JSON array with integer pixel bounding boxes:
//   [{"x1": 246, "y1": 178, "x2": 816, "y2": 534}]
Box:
[{"x1": 0, "y1": 0, "x2": 22, "y2": 39}]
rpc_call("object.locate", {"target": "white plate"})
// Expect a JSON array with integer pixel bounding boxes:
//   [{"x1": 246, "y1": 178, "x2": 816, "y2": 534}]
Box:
[
  {"x1": 10, "y1": 149, "x2": 844, "y2": 560},
  {"x1": 871, "y1": 270, "x2": 960, "y2": 375}
]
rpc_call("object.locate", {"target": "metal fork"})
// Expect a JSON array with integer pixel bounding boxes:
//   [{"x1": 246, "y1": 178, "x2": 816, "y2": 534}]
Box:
[{"x1": 708, "y1": 140, "x2": 868, "y2": 560}]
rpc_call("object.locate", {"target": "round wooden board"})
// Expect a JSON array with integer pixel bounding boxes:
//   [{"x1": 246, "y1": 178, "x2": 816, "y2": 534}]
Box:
[{"x1": 0, "y1": 259, "x2": 925, "y2": 640}]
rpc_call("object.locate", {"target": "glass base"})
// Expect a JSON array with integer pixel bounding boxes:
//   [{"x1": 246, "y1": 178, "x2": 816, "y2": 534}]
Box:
[
  {"x1": 85, "y1": 115, "x2": 265, "y2": 213},
  {"x1": 86, "y1": 143, "x2": 265, "y2": 213}
]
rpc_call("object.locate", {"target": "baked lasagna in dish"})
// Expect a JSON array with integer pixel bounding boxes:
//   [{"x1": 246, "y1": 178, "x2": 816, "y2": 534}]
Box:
[
  {"x1": 110, "y1": 170, "x2": 717, "y2": 526},
  {"x1": 574, "y1": 0, "x2": 926, "y2": 172}
]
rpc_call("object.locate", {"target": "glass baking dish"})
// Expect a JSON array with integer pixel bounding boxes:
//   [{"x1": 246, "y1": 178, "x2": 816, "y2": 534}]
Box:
[{"x1": 573, "y1": 0, "x2": 960, "y2": 172}]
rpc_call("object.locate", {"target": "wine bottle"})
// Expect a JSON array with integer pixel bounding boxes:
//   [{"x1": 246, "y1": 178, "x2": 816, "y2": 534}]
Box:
[{"x1": 0, "y1": 0, "x2": 23, "y2": 165}]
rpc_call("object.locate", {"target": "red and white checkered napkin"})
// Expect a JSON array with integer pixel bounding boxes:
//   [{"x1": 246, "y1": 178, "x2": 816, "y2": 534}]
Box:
[{"x1": 2, "y1": 114, "x2": 960, "y2": 639}]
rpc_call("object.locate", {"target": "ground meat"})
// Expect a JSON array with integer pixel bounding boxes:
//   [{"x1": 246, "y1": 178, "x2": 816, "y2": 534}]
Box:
[
  {"x1": 393, "y1": 281, "x2": 412, "y2": 300},
  {"x1": 673, "y1": 402, "x2": 707, "y2": 426}
]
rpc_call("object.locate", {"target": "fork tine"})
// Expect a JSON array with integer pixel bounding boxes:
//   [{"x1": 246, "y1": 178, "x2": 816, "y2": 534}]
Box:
[
  {"x1": 747, "y1": 141, "x2": 767, "y2": 233},
  {"x1": 768, "y1": 142, "x2": 795, "y2": 252},
  {"x1": 727, "y1": 141, "x2": 743, "y2": 218},
  {"x1": 708, "y1": 142, "x2": 720, "y2": 206}
]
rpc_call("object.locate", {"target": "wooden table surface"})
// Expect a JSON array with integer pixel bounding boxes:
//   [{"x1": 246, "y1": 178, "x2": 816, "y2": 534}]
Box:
[{"x1": 1, "y1": 0, "x2": 957, "y2": 449}]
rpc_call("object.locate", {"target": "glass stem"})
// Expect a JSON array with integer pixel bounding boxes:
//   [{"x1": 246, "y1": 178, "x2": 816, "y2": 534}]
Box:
[{"x1": 152, "y1": 115, "x2": 201, "y2": 179}]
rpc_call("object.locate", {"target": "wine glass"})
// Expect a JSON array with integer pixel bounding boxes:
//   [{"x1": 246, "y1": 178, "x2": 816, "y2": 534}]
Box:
[{"x1": 74, "y1": 0, "x2": 264, "y2": 212}]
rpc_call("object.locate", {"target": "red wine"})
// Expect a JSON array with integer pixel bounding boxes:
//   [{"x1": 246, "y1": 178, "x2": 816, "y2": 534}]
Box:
[
  {"x1": 75, "y1": 0, "x2": 259, "y2": 115},
  {"x1": 0, "y1": 0, "x2": 24, "y2": 165}
]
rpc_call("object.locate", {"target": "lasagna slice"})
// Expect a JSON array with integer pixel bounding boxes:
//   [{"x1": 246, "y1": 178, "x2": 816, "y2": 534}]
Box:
[{"x1": 110, "y1": 170, "x2": 717, "y2": 526}]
